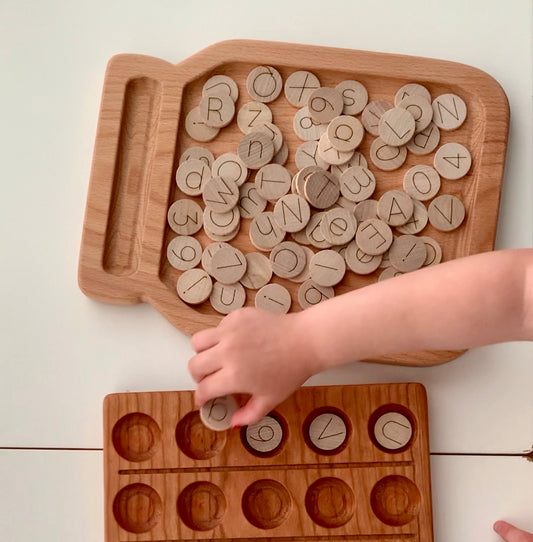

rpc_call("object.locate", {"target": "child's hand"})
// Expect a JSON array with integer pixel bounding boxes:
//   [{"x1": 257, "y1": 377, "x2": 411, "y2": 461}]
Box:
[
  {"x1": 189, "y1": 307, "x2": 322, "y2": 428},
  {"x1": 494, "y1": 521, "x2": 533, "y2": 541}
]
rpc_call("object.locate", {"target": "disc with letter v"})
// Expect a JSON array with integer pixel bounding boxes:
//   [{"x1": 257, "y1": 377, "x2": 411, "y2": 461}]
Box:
[{"x1": 306, "y1": 411, "x2": 348, "y2": 453}]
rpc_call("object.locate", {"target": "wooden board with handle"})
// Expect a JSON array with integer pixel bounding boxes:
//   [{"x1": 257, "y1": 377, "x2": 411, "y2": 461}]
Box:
[{"x1": 78, "y1": 39, "x2": 509, "y2": 366}]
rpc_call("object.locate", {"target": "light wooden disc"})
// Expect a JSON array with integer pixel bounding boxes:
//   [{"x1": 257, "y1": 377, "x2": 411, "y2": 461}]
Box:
[
  {"x1": 295, "y1": 140, "x2": 330, "y2": 170},
  {"x1": 240, "y1": 252, "x2": 272, "y2": 290},
  {"x1": 320, "y1": 207, "x2": 357, "y2": 246},
  {"x1": 403, "y1": 165, "x2": 441, "y2": 201},
  {"x1": 433, "y1": 142, "x2": 472, "y2": 180},
  {"x1": 361, "y1": 101, "x2": 393, "y2": 136},
  {"x1": 254, "y1": 164, "x2": 292, "y2": 201},
  {"x1": 237, "y1": 102, "x2": 273, "y2": 134},
  {"x1": 202, "y1": 177, "x2": 240, "y2": 213},
  {"x1": 330, "y1": 152, "x2": 368, "y2": 180},
  {"x1": 273, "y1": 194, "x2": 311, "y2": 233},
  {"x1": 297, "y1": 279, "x2": 335, "y2": 309},
  {"x1": 317, "y1": 132, "x2": 354, "y2": 166},
  {"x1": 284, "y1": 70, "x2": 321, "y2": 107},
  {"x1": 397, "y1": 94, "x2": 433, "y2": 134},
  {"x1": 167, "y1": 235, "x2": 203, "y2": 271},
  {"x1": 406, "y1": 122, "x2": 440, "y2": 155},
  {"x1": 327, "y1": 115, "x2": 365, "y2": 152},
  {"x1": 354, "y1": 199, "x2": 378, "y2": 222},
  {"x1": 395, "y1": 82, "x2": 431, "y2": 105},
  {"x1": 307, "y1": 87, "x2": 344, "y2": 124},
  {"x1": 309, "y1": 249, "x2": 346, "y2": 287},
  {"x1": 344, "y1": 240, "x2": 382, "y2": 275},
  {"x1": 237, "y1": 131, "x2": 275, "y2": 169},
  {"x1": 339, "y1": 166, "x2": 376, "y2": 203},
  {"x1": 238, "y1": 182, "x2": 267, "y2": 219},
  {"x1": 244, "y1": 415, "x2": 285, "y2": 453},
  {"x1": 373, "y1": 411, "x2": 413, "y2": 450},
  {"x1": 200, "y1": 395, "x2": 238, "y2": 431},
  {"x1": 335, "y1": 80, "x2": 369, "y2": 115},
  {"x1": 202, "y1": 74, "x2": 239, "y2": 102},
  {"x1": 209, "y1": 246, "x2": 247, "y2": 284},
  {"x1": 177, "y1": 268, "x2": 213, "y2": 305},
  {"x1": 198, "y1": 93, "x2": 235, "y2": 128},
  {"x1": 167, "y1": 199, "x2": 203, "y2": 235},
  {"x1": 420, "y1": 236, "x2": 443, "y2": 266},
  {"x1": 305, "y1": 212, "x2": 333, "y2": 249},
  {"x1": 377, "y1": 190, "x2": 414, "y2": 227},
  {"x1": 209, "y1": 282, "x2": 246, "y2": 314},
  {"x1": 246, "y1": 65, "x2": 283, "y2": 103},
  {"x1": 293, "y1": 106, "x2": 328, "y2": 141},
  {"x1": 378, "y1": 107, "x2": 416, "y2": 147},
  {"x1": 255, "y1": 283, "x2": 292, "y2": 314},
  {"x1": 396, "y1": 200, "x2": 428, "y2": 235},
  {"x1": 255, "y1": 122, "x2": 283, "y2": 153},
  {"x1": 179, "y1": 146, "x2": 214, "y2": 168},
  {"x1": 307, "y1": 412, "x2": 348, "y2": 451},
  {"x1": 369, "y1": 138, "x2": 407, "y2": 171},
  {"x1": 272, "y1": 141, "x2": 289, "y2": 165},
  {"x1": 378, "y1": 267, "x2": 404, "y2": 281},
  {"x1": 428, "y1": 194, "x2": 466, "y2": 231},
  {"x1": 288, "y1": 246, "x2": 313, "y2": 283},
  {"x1": 432, "y1": 93, "x2": 467, "y2": 130},
  {"x1": 185, "y1": 106, "x2": 219, "y2": 142},
  {"x1": 270, "y1": 241, "x2": 307, "y2": 279},
  {"x1": 388, "y1": 235, "x2": 427, "y2": 272},
  {"x1": 203, "y1": 207, "x2": 240, "y2": 236},
  {"x1": 355, "y1": 218, "x2": 393, "y2": 256},
  {"x1": 212, "y1": 153, "x2": 248, "y2": 187},
  {"x1": 304, "y1": 170, "x2": 340, "y2": 209},
  {"x1": 201, "y1": 242, "x2": 231, "y2": 275},
  {"x1": 249, "y1": 211, "x2": 286, "y2": 251}
]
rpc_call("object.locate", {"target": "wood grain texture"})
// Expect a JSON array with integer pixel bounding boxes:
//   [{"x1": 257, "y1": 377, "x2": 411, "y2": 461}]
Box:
[
  {"x1": 78, "y1": 39, "x2": 509, "y2": 366},
  {"x1": 103, "y1": 383, "x2": 433, "y2": 541}
]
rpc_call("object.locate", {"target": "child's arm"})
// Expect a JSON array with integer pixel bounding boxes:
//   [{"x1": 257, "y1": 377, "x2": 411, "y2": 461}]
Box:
[{"x1": 189, "y1": 248, "x2": 533, "y2": 427}]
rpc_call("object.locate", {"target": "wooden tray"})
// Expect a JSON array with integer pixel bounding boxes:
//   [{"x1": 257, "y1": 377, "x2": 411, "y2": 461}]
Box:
[
  {"x1": 78, "y1": 39, "x2": 509, "y2": 366},
  {"x1": 104, "y1": 383, "x2": 433, "y2": 541}
]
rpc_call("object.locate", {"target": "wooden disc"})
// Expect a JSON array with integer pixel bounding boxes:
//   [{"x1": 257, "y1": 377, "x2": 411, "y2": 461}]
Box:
[
  {"x1": 309, "y1": 249, "x2": 346, "y2": 287},
  {"x1": 433, "y1": 142, "x2": 472, "y2": 180},
  {"x1": 202, "y1": 177, "x2": 240, "y2": 213},
  {"x1": 403, "y1": 165, "x2": 441, "y2": 201},
  {"x1": 317, "y1": 132, "x2": 354, "y2": 166},
  {"x1": 388, "y1": 235, "x2": 427, "y2": 272},
  {"x1": 305, "y1": 212, "x2": 333, "y2": 249},
  {"x1": 270, "y1": 241, "x2": 307, "y2": 279},
  {"x1": 432, "y1": 93, "x2": 467, "y2": 130},
  {"x1": 395, "y1": 200, "x2": 428, "y2": 235},
  {"x1": 237, "y1": 102, "x2": 273, "y2": 134},
  {"x1": 344, "y1": 240, "x2": 382, "y2": 275},
  {"x1": 406, "y1": 122, "x2": 440, "y2": 155},
  {"x1": 246, "y1": 66, "x2": 283, "y2": 103},
  {"x1": 255, "y1": 122, "x2": 283, "y2": 153},
  {"x1": 339, "y1": 166, "x2": 376, "y2": 203},
  {"x1": 212, "y1": 153, "x2": 248, "y2": 187},
  {"x1": 354, "y1": 199, "x2": 378, "y2": 223},
  {"x1": 237, "y1": 131, "x2": 275, "y2": 169},
  {"x1": 249, "y1": 212, "x2": 285, "y2": 251},
  {"x1": 238, "y1": 182, "x2": 267, "y2": 219},
  {"x1": 361, "y1": 101, "x2": 393, "y2": 136},
  {"x1": 355, "y1": 218, "x2": 393, "y2": 256},
  {"x1": 209, "y1": 246, "x2": 247, "y2": 284},
  {"x1": 308, "y1": 87, "x2": 344, "y2": 124},
  {"x1": 200, "y1": 395, "x2": 238, "y2": 431},
  {"x1": 273, "y1": 194, "x2": 311, "y2": 233},
  {"x1": 377, "y1": 190, "x2": 414, "y2": 227},
  {"x1": 203, "y1": 207, "x2": 240, "y2": 237},
  {"x1": 304, "y1": 170, "x2": 340, "y2": 209},
  {"x1": 185, "y1": 106, "x2": 219, "y2": 142},
  {"x1": 327, "y1": 115, "x2": 364, "y2": 152},
  {"x1": 378, "y1": 107, "x2": 416, "y2": 147},
  {"x1": 209, "y1": 282, "x2": 246, "y2": 314},
  {"x1": 240, "y1": 252, "x2": 272, "y2": 290},
  {"x1": 395, "y1": 83, "x2": 431, "y2": 105},
  {"x1": 297, "y1": 280, "x2": 335, "y2": 309},
  {"x1": 201, "y1": 242, "x2": 231, "y2": 275},
  {"x1": 167, "y1": 199, "x2": 203, "y2": 235},
  {"x1": 198, "y1": 93, "x2": 235, "y2": 128},
  {"x1": 254, "y1": 164, "x2": 292, "y2": 201},
  {"x1": 167, "y1": 235, "x2": 202, "y2": 270},
  {"x1": 255, "y1": 283, "x2": 292, "y2": 314},
  {"x1": 284, "y1": 70, "x2": 321, "y2": 107},
  {"x1": 293, "y1": 106, "x2": 328, "y2": 141},
  {"x1": 397, "y1": 94, "x2": 433, "y2": 134},
  {"x1": 320, "y1": 207, "x2": 357, "y2": 246},
  {"x1": 202, "y1": 74, "x2": 239, "y2": 102},
  {"x1": 335, "y1": 80, "x2": 369, "y2": 115},
  {"x1": 295, "y1": 140, "x2": 329, "y2": 170},
  {"x1": 177, "y1": 268, "x2": 213, "y2": 305},
  {"x1": 179, "y1": 146, "x2": 214, "y2": 168},
  {"x1": 369, "y1": 138, "x2": 407, "y2": 171},
  {"x1": 428, "y1": 194, "x2": 466, "y2": 231},
  {"x1": 420, "y1": 236, "x2": 443, "y2": 266}
]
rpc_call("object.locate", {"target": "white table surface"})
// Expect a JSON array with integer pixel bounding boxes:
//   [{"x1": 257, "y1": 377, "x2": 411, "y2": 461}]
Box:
[{"x1": 1, "y1": 1, "x2": 532, "y2": 540}]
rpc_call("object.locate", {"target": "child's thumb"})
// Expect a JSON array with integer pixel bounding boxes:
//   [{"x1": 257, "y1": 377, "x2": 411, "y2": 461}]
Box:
[{"x1": 231, "y1": 396, "x2": 271, "y2": 428}]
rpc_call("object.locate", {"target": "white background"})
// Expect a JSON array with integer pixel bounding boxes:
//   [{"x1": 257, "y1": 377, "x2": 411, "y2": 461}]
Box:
[{"x1": 1, "y1": 1, "x2": 532, "y2": 540}]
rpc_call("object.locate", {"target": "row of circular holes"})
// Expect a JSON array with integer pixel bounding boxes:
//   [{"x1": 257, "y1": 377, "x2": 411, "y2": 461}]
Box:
[
  {"x1": 114, "y1": 475, "x2": 421, "y2": 534},
  {"x1": 113, "y1": 404, "x2": 416, "y2": 462}
]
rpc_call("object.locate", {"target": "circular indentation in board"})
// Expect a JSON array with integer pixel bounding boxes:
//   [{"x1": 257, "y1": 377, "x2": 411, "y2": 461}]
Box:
[
  {"x1": 368, "y1": 404, "x2": 416, "y2": 453},
  {"x1": 305, "y1": 477, "x2": 355, "y2": 528},
  {"x1": 176, "y1": 410, "x2": 227, "y2": 459},
  {"x1": 113, "y1": 483, "x2": 162, "y2": 533},
  {"x1": 303, "y1": 407, "x2": 350, "y2": 455},
  {"x1": 178, "y1": 481, "x2": 226, "y2": 531},
  {"x1": 370, "y1": 475, "x2": 421, "y2": 526},
  {"x1": 241, "y1": 413, "x2": 287, "y2": 457},
  {"x1": 242, "y1": 479, "x2": 292, "y2": 529},
  {"x1": 112, "y1": 412, "x2": 161, "y2": 462}
]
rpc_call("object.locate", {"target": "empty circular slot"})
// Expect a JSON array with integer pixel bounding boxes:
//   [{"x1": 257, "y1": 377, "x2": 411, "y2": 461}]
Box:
[
  {"x1": 370, "y1": 475, "x2": 421, "y2": 526},
  {"x1": 242, "y1": 479, "x2": 292, "y2": 529},
  {"x1": 241, "y1": 412, "x2": 287, "y2": 457},
  {"x1": 305, "y1": 477, "x2": 355, "y2": 528},
  {"x1": 113, "y1": 483, "x2": 162, "y2": 533},
  {"x1": 112, "y1": 412, "x2": 161, "y2": 462},
  {"x1": 178, "y1": 481, "x2": 226, "y2": 531},
  {"x1": 176, "y1": 410, "x2": 227, "y2": 459},
  {"x1": 303, "y1": 407, "x2": 351, "y2": 455},
  {"x1": 368, "y1": 404, "x2": 416, "y2": 453}
]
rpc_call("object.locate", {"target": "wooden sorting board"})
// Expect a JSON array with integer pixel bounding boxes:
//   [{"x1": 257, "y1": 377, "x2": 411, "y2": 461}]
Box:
[
  {"x1": 104, "y1": 383, "x2": 433, "y2": 541},
  {"x1": 78, "y1": 39, "x2": 509, "y2": 366}
]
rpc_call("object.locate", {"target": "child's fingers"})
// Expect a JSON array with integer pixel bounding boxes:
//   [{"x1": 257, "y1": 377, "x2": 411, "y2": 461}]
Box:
[
  {"x1": 230, "y1": 395, "x2": 273, "y2": 428},
  {"x1": 194, "y1": 372, "x2": 235, "y2": 407},
  {"x1": 494, "y1": 521, "x2": 533, "y2": 541},
  {"x1": 188, "y1": 350, "x2": 222, "y2": 383},
  {"x1": 190, "y1": 327, "x2": 219, "y2": 353}
]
